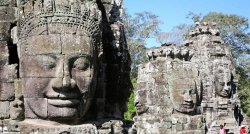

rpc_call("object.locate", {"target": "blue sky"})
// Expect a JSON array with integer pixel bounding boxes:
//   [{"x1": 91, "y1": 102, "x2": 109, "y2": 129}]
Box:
[{"x1": 124, "y1": 0, "x2": 250, "y2": 47}]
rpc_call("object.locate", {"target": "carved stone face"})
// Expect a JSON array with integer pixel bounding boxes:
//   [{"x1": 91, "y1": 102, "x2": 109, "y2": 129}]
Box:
[
  {"x1": 215, "y1": 69, "x2": 231, "y2": 97},
  {"x1": 134, "y1": 89, "x2": 148, "y2": 115},
  {"x1": 169, "y1": 79, "x2": 197, "y2": 113},
  {"x1": 20, "y1": 34, "x2": 97, "y2": 119}
]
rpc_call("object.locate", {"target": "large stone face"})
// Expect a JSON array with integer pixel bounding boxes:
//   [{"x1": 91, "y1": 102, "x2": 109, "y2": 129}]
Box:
[
  {"x1": 0, "y1": 0, "x2": 132, "y2": 133},
  {"x1": 17, "y1": 0, "x2": 101, "y2": 120},
  {"x1": 133, "y1": 22, "x2": 246, "y2": 134}
]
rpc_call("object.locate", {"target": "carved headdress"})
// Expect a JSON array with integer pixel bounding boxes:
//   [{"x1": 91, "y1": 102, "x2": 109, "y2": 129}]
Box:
[{"x1": 18, "y1": 0, "x2": 102, "y2": 39}]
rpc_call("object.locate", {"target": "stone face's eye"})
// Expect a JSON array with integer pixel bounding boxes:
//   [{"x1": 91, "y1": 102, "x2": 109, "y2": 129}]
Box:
[
  {"x1": 220, "y1": 82, "x2": 225, "y2": 86},
  {"x1": 181, "y1": 90, "x2": 186, "y2": 95},
  {"x1": 191, "y1": 89, "x2": 196, "y2": 94},
  {"x1": 73, "y1": 57, "x2": 89, "y2": 70},
  {"x1": 36, "y1": 55, "x2": 57, "y2": 69}
]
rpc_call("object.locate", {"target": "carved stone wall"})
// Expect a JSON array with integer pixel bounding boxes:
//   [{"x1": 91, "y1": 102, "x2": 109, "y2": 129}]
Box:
[
  {"x1": 0, "y1": 0, "x2": 21, "y2": 132},
  {"x1": 134, "y1": 22, "x2": 246, "y2": 134},
  {"x1": 0, "y1": 0, "x2": 132, "y2": 133}
]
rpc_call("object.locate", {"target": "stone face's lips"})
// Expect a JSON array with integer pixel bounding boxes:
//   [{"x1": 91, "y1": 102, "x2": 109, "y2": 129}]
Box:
[
  {"x1": 135, "y1": 102, "x2": 148, "y2": 114},
  {"x1": 135, "y1": 102, "x2": 141, "y2": 107},
  {"x1": 220, "y1": 91, "x2": 229, "y2": 96},
  {"x1": 47, "y1": 99, "x2": 80, "y2": 107},
  {"x1": 182, "y1": 102, "x2": 194, "y2": 109},
  {"x1": 45, "y1": 90, "x2": 81, "y2": 99},
  {"x1": 182, "y1": 104, "x2": 193, "y2": 109}
]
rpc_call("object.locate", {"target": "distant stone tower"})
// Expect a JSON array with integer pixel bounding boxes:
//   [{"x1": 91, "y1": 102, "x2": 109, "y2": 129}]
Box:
[{"x1": 133, "y1": 22, "x2": 244, "y2": 134}]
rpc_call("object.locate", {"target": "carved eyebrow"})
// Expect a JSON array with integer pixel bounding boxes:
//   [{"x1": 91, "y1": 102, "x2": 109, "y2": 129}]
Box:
[
  {"x1": 36, "y1": 54, "x2": 58, "y2": 59},
  {"x1": 35, "y1": 54, "x2": 59, "y2": 61},
  {"x1": 34, "y1": 54, "x2": 58, "y2": 69},
  {"x1": 67, "y1": 54, "x2": 91, "y2": 60}
]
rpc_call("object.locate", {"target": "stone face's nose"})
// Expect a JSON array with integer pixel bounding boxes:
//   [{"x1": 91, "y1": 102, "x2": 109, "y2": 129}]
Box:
[
  {"x1": 51, "y1": 77, "x2": 77, "y2": 90},
  {"x1": 62, "y1": 76, "x2": 71, "y2": 88},
  {"x1": 63, "y1": 76, "x2": 77, "y2": 89},
  {"x1": 184, "y1": 89, "x2": 193, "y2": 102},
  {"x1": 223, "y1": 81, "x2": 231, "y2": 92},
  {"x1": 51, "y1": 59, "x2": 77, "y2": 90},
  {"x1": 223, "y1": 86, "x2": 230, "y2": 92}
]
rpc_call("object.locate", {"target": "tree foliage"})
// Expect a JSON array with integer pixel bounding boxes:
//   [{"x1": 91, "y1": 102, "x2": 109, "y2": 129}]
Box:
[
  {"x1": 155, "y1": 24, "x2": 191, "y2": 45},
  {"x1": 237, "y1": 66, "x2": 250, "y2": 116},
  {"x1": 123, "y1": 11, "x2": 161, "y2": 79},
  {"x1": 124, "y1": 79, "x2": 136, "y2": 120}
]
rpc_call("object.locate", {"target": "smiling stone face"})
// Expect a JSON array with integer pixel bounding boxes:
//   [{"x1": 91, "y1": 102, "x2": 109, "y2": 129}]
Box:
[
  {"x1": 168, "y1": 78, "x2": 198, "y2": 113},
  {"x1": 214, "y1": 68, "x2": 232, "y2": 98},
  {"x1": 20, "y1": 34, "x2": 97, "y2": 119},
  {"x1": 165, "y1": 62, "x2": 201, "y2": 114}
]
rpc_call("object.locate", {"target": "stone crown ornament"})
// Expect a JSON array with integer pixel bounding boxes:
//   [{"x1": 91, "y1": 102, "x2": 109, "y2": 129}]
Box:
[{"x1": 18, "y1": 0, "x2": 102, "y2": 39}]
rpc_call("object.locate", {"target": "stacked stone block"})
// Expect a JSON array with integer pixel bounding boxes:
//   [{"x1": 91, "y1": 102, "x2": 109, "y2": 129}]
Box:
[{"x1": 0, "y1": 0, "x2": 19, "y2": 121}]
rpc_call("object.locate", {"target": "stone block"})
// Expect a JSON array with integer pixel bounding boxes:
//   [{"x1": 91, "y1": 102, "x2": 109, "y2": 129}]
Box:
[
  {"x1": 46, "y1": 24, "x2": 81, "y2": 35},
  {"x1": 0, "y1": 7, "x2": 16, "y2": 22},
  {"x1": 20, "y1": 123, "x2": 98, "y2": 134},
  {"x1": 24, "y1": 98, "x2": 47, "y2": 119},
  {"x1": 24, "y1": 98, "x2": 48, "y2": 119},
  {"x1": 0, "y1": 82, "x2": 15, "y2": 100},
  {"x1": 20, "y1": 56, "x2": 62, "y2": 78},
  {"x1": 10, "y1": 105, "x2": 23, "y2": 120},
  {"x1": 152, "y1": 73, "x2": 167, "y2": 85},
  {"x1": 0, "y1": 22, "x2": 10, "y2": 41},
  {"x1": 0, "y1": 41, "x2": 9, "y2": 65},
  {"x1": 0, "y1": 64, "x2": 17, "y2": 82},
  {"x1": 11, "y1": 26, "x2": 17, "y2": 44},
  {"x1": 0, "y1": 0, "x2": 11, "y2": 6},
  {"x1": 47, "y1": 104, "x2": 78, "y2": 119},
  {"x1": 19, "y1": 35, "x2": 61, "y2": 55},
  {"x1": 61, "y1": 35, "x2": 91, "y2": 55},
  {"x1": 2, "y1": 120, "x2": 21, "y2": 132},
  {"x1": 0, "y1": 101, "x2": 10, "y2": 119},
  {"x1": 14, "y1": 79, "x2": 23, "y2": 98},
  {"x1": 22, "y1": 78, "x2": 50, "y2": 98}
]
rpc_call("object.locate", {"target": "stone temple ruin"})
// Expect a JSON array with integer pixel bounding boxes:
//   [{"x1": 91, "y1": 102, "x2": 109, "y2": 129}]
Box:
[
  {"x1": 133, "y1": 22, "x2": 248, "y2": 134},
  {"x1": 0, "y1": 0, "x2": 247, "y2": 133}
]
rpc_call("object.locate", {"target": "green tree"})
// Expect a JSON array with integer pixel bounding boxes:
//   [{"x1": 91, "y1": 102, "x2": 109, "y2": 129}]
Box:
[
  {"x1": 123, "y1": 11, "x2": 162, "y2": 79},
  {"x1": 237, "y1": 66, "x2": 250, "y2": 116},
  {"x1": 124, "y1": 79, "x2": 136, "y2": 120}
]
